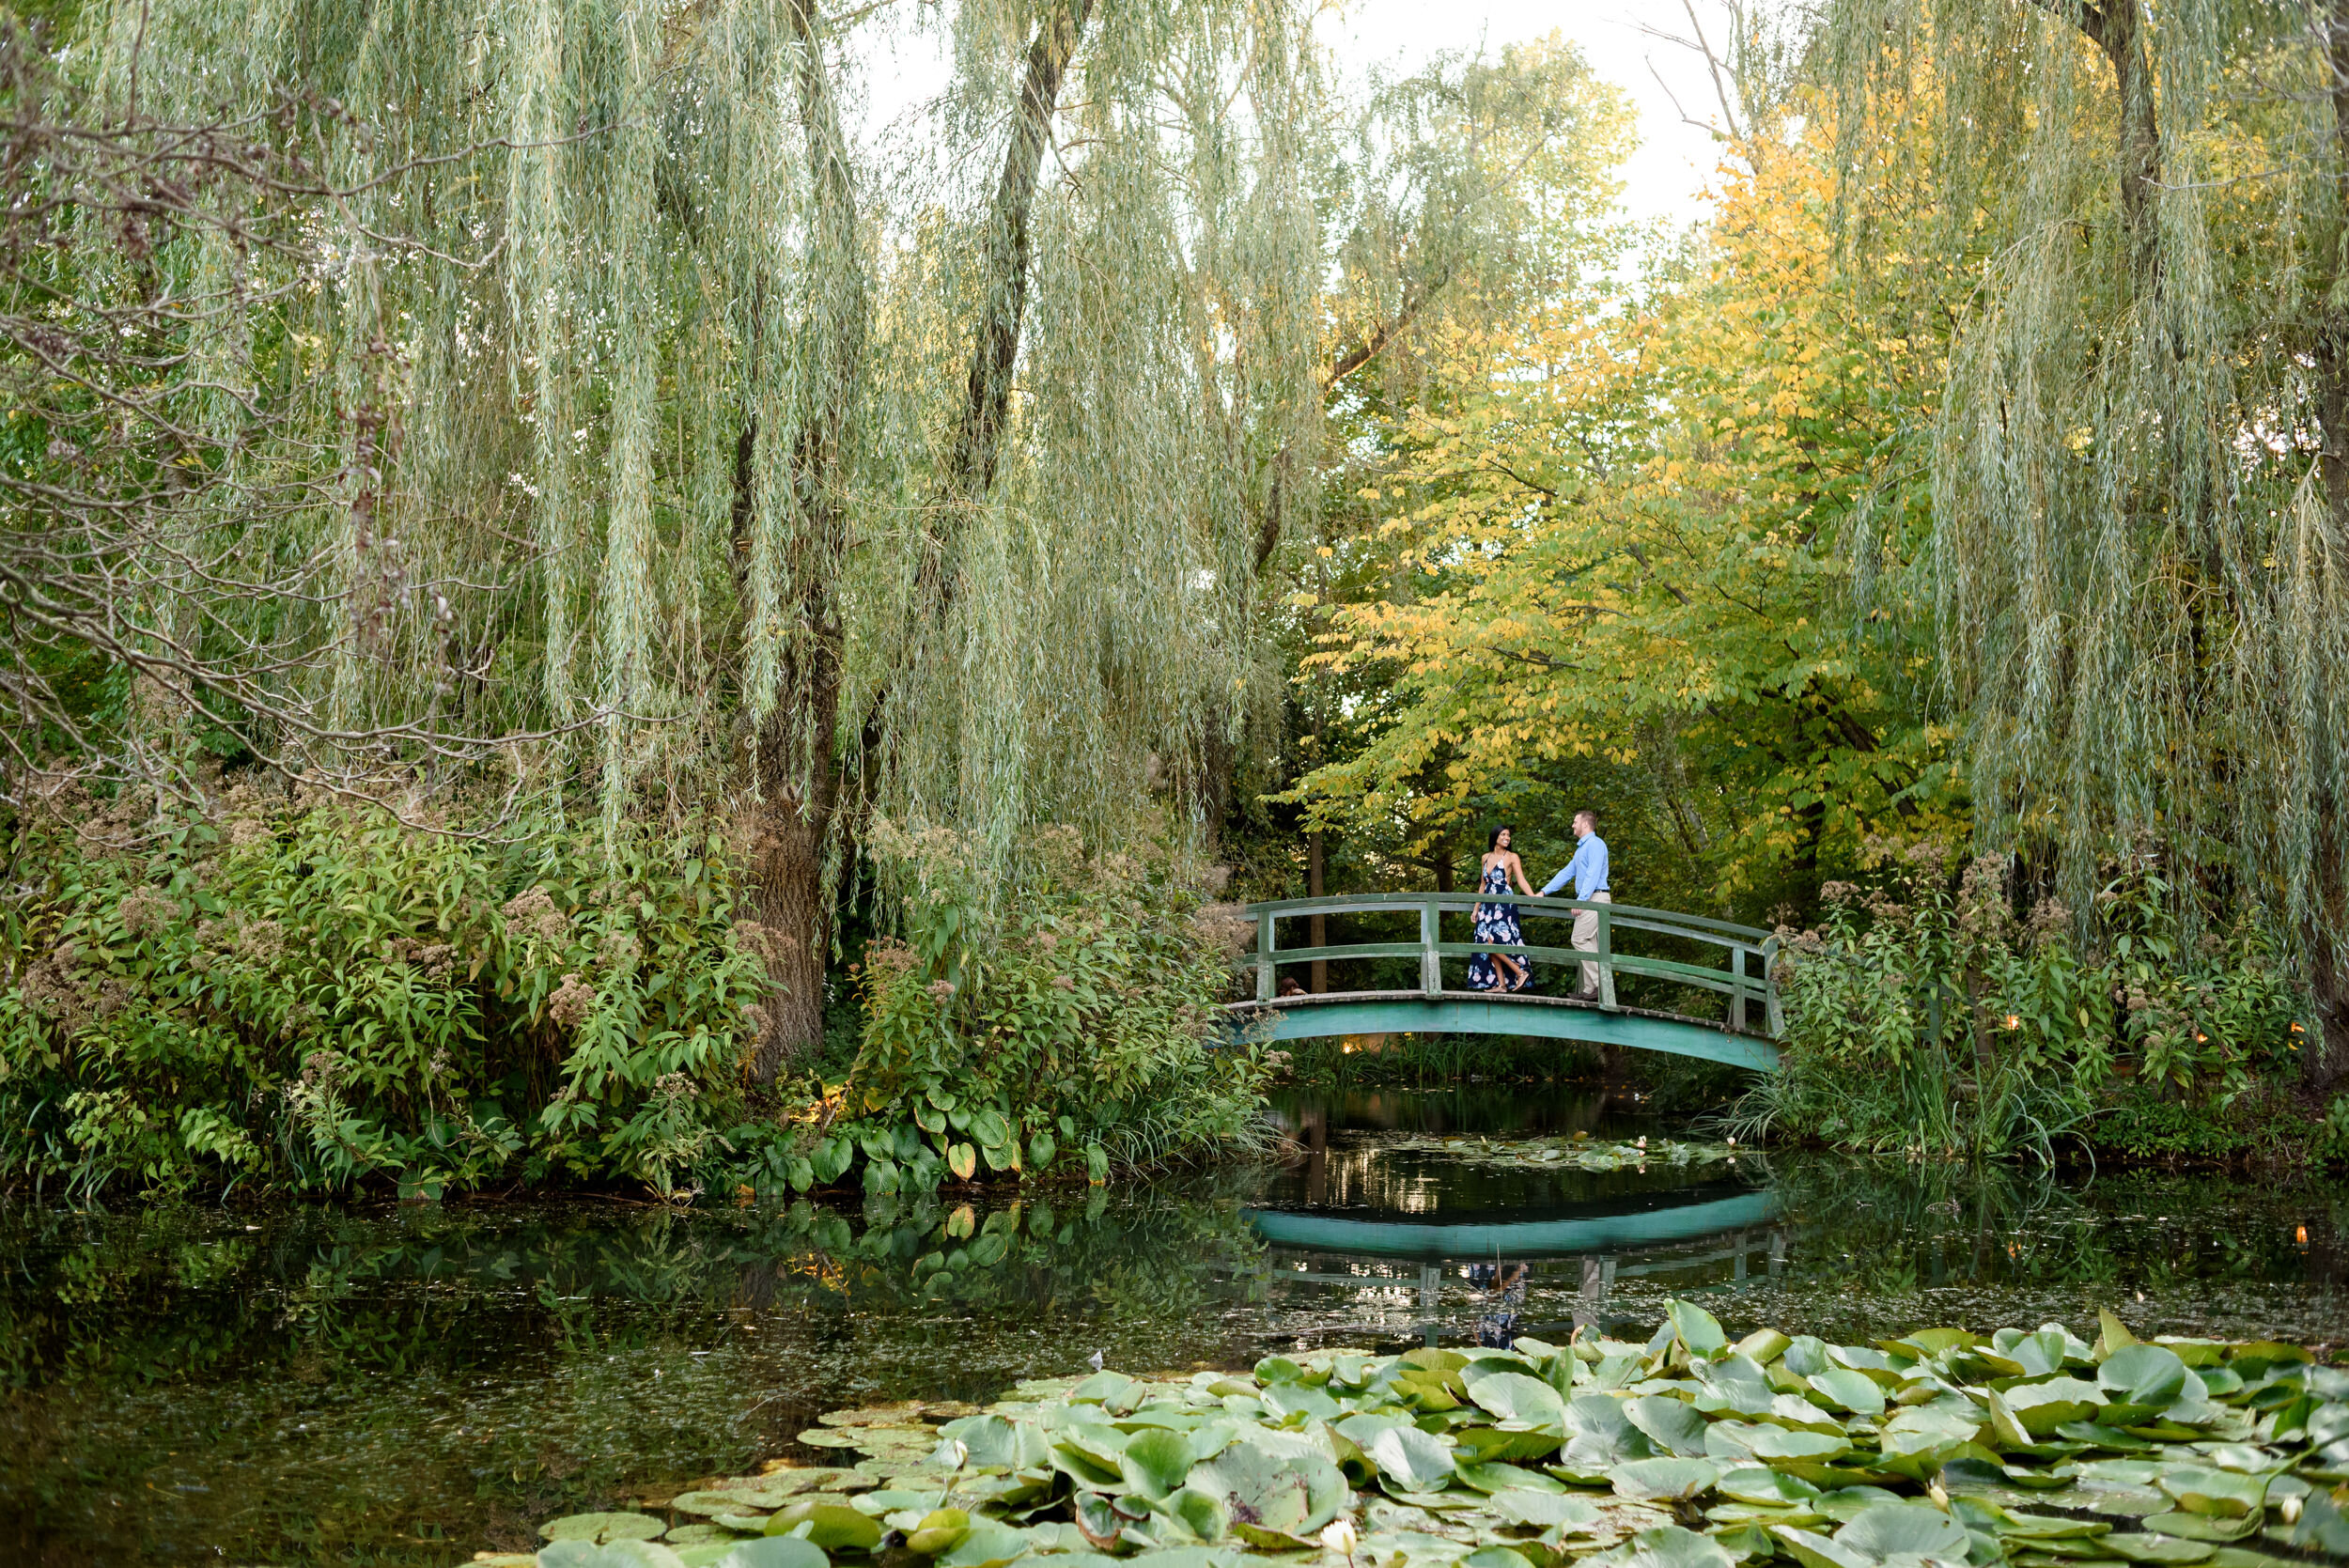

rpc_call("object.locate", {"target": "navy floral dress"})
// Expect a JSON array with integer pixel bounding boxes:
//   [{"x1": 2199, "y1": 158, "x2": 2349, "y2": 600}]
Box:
[{"x1": 1465, "y1": 860, "x2": 1531, "y2": 991}]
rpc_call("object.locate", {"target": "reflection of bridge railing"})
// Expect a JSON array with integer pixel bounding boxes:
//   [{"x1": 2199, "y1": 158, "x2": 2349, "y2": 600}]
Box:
[
  {"x1": 1226, "y1": 893, "x2": 1781, "y2": 1050},
  {"x1": 1250, "y1": 1201, "x2": 1787, "y2": 1345}
]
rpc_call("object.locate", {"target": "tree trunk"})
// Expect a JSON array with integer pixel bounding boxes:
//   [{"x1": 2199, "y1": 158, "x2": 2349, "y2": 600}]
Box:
[
  {"x1": 864, "y1": 0, "x2": 1093, "y2": 776},
  {"x1": 920, "y1": 0, "x2": 1093, "y2": 603},
  {"x1": 735, "y1": 0, "x2": 866, "y2": 1080},
  {"x1": 2031, "y1": 0, "x2": 2161, "y2": 288},
  {"x1": 2299, "y1": 0, "x2": 2349, "y2": 1094}
]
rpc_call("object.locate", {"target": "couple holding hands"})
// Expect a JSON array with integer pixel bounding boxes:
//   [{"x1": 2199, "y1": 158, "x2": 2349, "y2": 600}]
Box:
[{"x1": 1468, "y1": 812, "x2": 1609, "y2": 1000}]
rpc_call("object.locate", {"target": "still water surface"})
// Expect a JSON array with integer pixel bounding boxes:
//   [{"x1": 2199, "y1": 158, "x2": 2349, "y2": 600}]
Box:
[{"x1": 3, "y1": 1088, "x2": 2345, "y2": 1564}]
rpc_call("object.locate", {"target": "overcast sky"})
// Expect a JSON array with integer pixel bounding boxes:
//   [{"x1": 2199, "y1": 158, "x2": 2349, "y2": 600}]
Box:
[
  {"x1": 853, "y1": 1, "x2": 1735, "y2": 232},
  {"x1": 1327, "y1": 0, "x2": 1733, "y2": 229}
]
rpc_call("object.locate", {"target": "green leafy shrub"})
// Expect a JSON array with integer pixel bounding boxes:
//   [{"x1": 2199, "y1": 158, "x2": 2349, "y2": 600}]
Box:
[
  {"x1": 0, "y1": 781, "x2": 768, "y2": 1199},
  {"x1": 1732, "y1": 840, "x2": 2308, "y2": 1163},
  {"x1": 795, "y1": 821, "x2": 1273, "y2": 1195}
]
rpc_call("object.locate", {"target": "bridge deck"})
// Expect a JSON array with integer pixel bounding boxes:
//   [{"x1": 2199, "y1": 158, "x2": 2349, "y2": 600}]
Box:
[{"x1": 1223, "y1": 989, "x2": 1781, "y2": 1072}]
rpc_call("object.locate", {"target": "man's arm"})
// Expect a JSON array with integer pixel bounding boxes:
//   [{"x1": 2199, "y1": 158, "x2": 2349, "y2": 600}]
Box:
[{"x1": 1542, "y1": 840, "x2": 1587, "y2": 897}]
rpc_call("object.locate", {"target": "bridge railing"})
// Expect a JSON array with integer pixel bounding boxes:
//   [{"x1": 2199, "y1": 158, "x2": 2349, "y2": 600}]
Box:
[{"x1": 1244, "y1": 892, "x2": 1781, "y2": 1037}]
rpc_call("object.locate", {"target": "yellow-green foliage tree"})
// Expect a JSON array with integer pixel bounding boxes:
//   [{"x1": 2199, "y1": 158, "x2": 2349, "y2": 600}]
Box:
[{"x1": 1285, "y1": 116, "x2": 1969, "y2": 915}]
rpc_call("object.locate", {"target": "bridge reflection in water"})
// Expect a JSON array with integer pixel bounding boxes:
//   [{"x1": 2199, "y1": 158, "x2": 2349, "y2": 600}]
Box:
[{"x1": 1244, "y1": 1119, "x2": 1783, "y2": 1348}]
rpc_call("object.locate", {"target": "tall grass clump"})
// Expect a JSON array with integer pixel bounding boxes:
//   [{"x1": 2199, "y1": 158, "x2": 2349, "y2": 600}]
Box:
[{"x1": 1724, "y1": 838, "x2": 2307, "y2": 1163}]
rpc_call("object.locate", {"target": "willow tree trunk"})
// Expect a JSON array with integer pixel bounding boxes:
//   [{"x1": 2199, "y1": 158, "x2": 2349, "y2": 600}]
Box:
[
  {"x1": 865, "y1": 0, "x2": 1093, "y2": 776},
  {"x1": 740, "y1": 0, "x2": 866, "y2": 1080},
  {"x1": 2300, "y1": 0, "x2": 2349, "y2": 1092},
  {"x1": 922, "y1": 0, "x2": 1093, "y2": 599}
]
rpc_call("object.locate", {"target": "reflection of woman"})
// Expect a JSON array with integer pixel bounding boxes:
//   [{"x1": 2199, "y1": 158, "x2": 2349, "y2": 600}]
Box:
[
  {"x1": 1469, "y1": 1261, "x2": 1530, "y2": 1347},
  {"x1": 1466, "y1": 826, "x2": 1536, "y2": 992}
]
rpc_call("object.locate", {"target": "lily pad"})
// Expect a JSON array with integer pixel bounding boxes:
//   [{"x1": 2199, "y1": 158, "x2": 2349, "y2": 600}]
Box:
[
  {"x1": 1808, "y1": 1369, "x2": 1887, "y2": 1419},
  {"x1": 1120, "y1": 1428, "x2": 1196, "y2": 1499},
  {"x1": 539, "y1": 1545, "x2": 689, "y2": 1568},
  {"x1": 1624, "y1": 1395, "x2": 1711, "y2": 1457},
  {"x1": 543, "y1": 1514, "x2": 671, "y2": 1544},
  {"x1": 716, "y1": 1544, "x2": 830, "y2": 1568},
  {"x1": 1368, "y1": 1424, "x2": 1459, "y2": 1493},
  {"x1": 1608, "y1": 1525, "x2": 1738, "y2": 1568},
  {"x1": 1491, "y1": 1492, "x2": 1607, "y2": 1529},
  {"x1": 1466, "y1": 1371, "x2": 1569, "y2": 1430},
  {"x1": 1188, "y1": 1437, "x2": 1347, "y2": 1542},
  {"x1": 1610, "y1": 1457, "x2": 1721, "y2": 1502},
  {"x1": 766, "y1": 1503, "x2": 882, "y2": 1552}
]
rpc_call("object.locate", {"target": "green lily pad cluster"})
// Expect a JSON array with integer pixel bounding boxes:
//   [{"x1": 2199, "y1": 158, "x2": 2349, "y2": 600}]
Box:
[
  {"x1": 484, "y1": 1303, "x2": 2349, "y2": 1568},
  {"x1": 1382, "y1": 1138, "x2": 1740, "y2": 1175}
]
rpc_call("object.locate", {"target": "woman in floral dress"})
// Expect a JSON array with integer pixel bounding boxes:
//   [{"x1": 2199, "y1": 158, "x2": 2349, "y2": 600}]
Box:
[{"x1": 1466, "y1": 825, "x2": 1537, "y2": 992}]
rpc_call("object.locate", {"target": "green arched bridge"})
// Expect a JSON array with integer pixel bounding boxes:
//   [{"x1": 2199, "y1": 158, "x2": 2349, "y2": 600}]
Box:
[{"x1": 1222, "y1": 893, "x2": 1781, "y2": 1073}]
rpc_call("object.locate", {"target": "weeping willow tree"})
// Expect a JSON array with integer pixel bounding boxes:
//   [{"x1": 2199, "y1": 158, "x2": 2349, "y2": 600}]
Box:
[
  {"x1": 1815, "y1": 0, "x2": 2349, "y2": 1080},
  {"x1": 44, "y1": 0, "x2": 1330, "y2": 1071}
]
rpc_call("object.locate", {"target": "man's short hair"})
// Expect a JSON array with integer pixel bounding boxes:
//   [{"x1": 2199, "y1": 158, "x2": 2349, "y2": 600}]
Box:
[{"x1": 1572, "y1": 808, "x2": 1596, "y2": 827}]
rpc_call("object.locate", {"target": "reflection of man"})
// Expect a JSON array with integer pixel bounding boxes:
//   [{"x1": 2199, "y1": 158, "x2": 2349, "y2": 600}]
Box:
[
  {"x1": 1539, "y1": 809, "x2": 1610, "y2": 1001},
  {"x1": 1468, "y1": 1261, "x2": 1530, "y2": 1347}
]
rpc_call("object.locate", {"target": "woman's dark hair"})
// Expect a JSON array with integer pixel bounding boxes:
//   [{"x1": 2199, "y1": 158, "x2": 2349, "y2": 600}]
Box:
[{"x1": 1487, "y1": 824, "x2": 1516, "y2": 851}]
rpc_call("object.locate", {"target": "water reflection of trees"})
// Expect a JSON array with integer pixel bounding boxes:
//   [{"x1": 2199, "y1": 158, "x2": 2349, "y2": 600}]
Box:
[
  {"x1": 1703, "y1": 1158, "x2": 2349, "y2": 1346},
  {"x1": 0, "y1": 1185, "x2": 1270, "y2": 1565}
]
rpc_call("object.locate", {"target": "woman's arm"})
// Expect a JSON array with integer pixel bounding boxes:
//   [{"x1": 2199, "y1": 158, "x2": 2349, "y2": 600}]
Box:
[{"x1": 1509, "y1": 854, "x2": 1536, "y2": 897}]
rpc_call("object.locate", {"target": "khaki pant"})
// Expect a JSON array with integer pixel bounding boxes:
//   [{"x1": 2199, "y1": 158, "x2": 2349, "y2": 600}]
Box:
[{"x1": 1571, "y1": 891, "x2": 1611, "y2": 997}]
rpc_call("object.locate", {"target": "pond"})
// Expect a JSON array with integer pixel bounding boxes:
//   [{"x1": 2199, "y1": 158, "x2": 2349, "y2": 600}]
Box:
[{"x1": 3, "y1": 1089, "x2": 2344, "y2": 1565}]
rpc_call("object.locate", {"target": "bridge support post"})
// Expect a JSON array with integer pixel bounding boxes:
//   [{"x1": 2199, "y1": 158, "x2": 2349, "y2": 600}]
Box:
[
  {"x1": 1256, "y1": 910, "x2": 1275, "y2": 1003},
  {"x1": 1596, "y1": 906, "x2": 1617, "y2": 1011},
  {"x1": 1420, "y1": 898, "x2": 1440, "y2": 997}
]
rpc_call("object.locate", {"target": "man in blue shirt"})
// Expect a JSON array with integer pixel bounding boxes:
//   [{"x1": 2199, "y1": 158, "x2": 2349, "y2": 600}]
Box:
[{"x1": 1540, "y1": 810, "x2": 1610, "y2": 1001}]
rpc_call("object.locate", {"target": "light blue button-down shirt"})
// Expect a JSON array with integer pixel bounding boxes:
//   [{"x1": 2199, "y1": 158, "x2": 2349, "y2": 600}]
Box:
[{"x1": 1541, "y1": 834, "x2": 1610, "y2": 900}]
